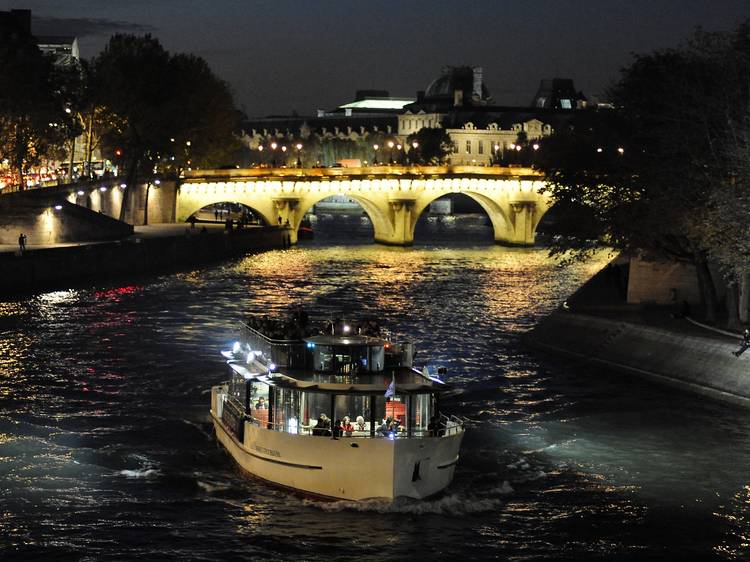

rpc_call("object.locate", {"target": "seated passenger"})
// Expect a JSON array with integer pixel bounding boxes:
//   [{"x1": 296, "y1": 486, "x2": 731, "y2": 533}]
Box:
[
  {"x1": 255, "y1": 396, "x2": 268, "y2": 410},
  {"x1": 342, "y1": 416, "x2": 354, "y2": 437},
  {"x1": 355, "y1": 415, "x2": 366, "y2": 432},
  {"x1": 332, "y1": 418, "x2": 344, "y2": 438},
  {"x1": 379, "y1": 417, "x2": 393, "y2": 436},
  {"x1": 312, "y1": 414, "x2": 331, "y2": 436}
]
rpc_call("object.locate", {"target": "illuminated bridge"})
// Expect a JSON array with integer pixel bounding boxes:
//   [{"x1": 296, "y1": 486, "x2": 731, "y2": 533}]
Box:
[{"x1": 178, "y1": 166, "x2": 551, "y2": 246}]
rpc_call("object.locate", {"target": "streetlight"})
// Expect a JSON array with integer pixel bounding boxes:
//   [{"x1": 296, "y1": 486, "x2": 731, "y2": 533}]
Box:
[
  {"x1": 271, "y1": 142, "x2": 278, "y2": 167},
  {"x1": 295, "y1": 143, "x2": 303, "y2": 168},
  {"x1": 410, "y1": 140, "x2": 419, "y2": 164},
  {"x1": 373, "y1": 144, "x2": 379, "y2": 165},
  {"x1": 281, "y1": 145, "x2": 287, "y2": 167},
  {"x1": 396, "y1": 144, "x2": 402, "y2": 165},
  {"x1": 387, "y1": 140, "x2": 395, "y2": 164}
]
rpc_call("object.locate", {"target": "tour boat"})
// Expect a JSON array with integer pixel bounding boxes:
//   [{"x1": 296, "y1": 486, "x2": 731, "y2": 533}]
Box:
[{"x1": 210, "y1": 313, "x2": 465, "y2": 501}]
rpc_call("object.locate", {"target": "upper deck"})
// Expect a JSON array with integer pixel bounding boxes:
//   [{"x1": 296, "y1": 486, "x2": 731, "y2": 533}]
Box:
[{"x1": 228, "y1": 319, "x2": 447, "y2": 396}]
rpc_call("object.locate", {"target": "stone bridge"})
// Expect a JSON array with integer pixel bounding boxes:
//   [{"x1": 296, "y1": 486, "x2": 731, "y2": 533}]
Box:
[{"x1": 177, "y1": 165, "x2": 551, "y2": 246}]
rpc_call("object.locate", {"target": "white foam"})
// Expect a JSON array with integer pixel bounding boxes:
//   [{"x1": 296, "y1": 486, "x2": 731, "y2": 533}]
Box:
[
  {"x1": 119, "y1": 468, "x2": 159, "y2": 478},
  {"x1": 306, "y1": 493, "x2": 504, "y2": 515}
]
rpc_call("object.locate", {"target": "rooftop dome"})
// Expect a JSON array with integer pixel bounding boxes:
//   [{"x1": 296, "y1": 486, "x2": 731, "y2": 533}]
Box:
[{"x1": 424, "y1": 66, "x2": 491, "y2": 103}]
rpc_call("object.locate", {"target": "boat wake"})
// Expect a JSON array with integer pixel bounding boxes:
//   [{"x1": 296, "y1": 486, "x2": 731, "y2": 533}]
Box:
[{"x1": 305, "y1": 483, "x2": 514, "y2": 515}]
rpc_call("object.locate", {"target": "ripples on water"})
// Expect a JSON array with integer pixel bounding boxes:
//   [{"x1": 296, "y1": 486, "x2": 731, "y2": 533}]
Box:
[{"x1": 1, "y1": 214, "x2": 750, "y2": 560}]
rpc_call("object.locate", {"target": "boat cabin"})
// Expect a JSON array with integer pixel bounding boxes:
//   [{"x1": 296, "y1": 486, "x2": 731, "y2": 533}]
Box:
[{"x1": 219, "y1": 322, "x2": 450, "y2": 442}]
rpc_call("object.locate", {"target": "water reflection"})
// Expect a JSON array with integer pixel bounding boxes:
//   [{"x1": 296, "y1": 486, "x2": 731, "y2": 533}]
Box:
[{"x1": 0, "y1": 215, "x2": 748, "y2": 560}]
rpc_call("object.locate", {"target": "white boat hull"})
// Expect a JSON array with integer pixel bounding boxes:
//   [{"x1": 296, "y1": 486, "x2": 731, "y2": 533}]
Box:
[{"x1": 211, "y1": 387, "x2": 463, "y2": 501}]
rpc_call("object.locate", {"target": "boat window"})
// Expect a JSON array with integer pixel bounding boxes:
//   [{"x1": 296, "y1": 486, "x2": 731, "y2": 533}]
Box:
[
  {"x1": 313, "y1": 345, "x2": 369, "y2": 374},
  {"x1": 334, "y1": 394, "x2": 371, "y2": 433},
  {"x1": 369, "y1": 345, "x2": 385, "y2": 372},
  {"x1": 250, "y1": 381, "x2": 270, "y2": 411},
  {"x1": 272, "y1": 388, "x2": 301, "y2": 434},
  {"x1": 411, "y1": 393, "x2": 431, "y2": 437},
  {"x1": 300, "y1": 391, "x2": 331, "y2": 434}
]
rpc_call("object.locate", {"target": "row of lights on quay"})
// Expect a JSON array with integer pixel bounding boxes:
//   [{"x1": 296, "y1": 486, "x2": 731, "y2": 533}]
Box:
[{"x1": 53, "y1": 179, "x2": 161, "y2": 212}]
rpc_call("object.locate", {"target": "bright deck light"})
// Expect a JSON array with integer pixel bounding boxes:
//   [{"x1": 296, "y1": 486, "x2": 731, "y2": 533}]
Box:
[
  {"x1": 232, "y1": 341, "x2": 241, "y2": 353},
  {"x1": 54, "y1": 205, "x2": 63, "y2": 210}
]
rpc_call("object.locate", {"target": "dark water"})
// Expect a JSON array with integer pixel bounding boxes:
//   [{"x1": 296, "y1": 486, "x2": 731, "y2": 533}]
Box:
[{"x1": 2, "y1": 214, "x2": 750, "y2": 561}]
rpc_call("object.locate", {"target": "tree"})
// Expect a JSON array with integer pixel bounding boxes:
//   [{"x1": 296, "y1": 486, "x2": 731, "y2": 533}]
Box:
[
  {"x1": 406, "y1": 128, "x2": 453, "y2": 165},
  {"x1": 0, "y1": 29, "x2": 73, "y2": 189},
  {"x1": 535, "y1": 22, "x2": 750, "y2": 325},
  {"x1": 93, "y1": 34, "x2": 240, "y2": 221}
]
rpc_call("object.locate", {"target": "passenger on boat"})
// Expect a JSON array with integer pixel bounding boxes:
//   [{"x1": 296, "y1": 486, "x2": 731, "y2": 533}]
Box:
[
  {"x1": 332, "y1": 419, "x2": 344, "y2": 438},
  {"x1": 355, "y1": 416, "x2": 366, "y2": 432},
  {"x1": 379, "y1": 417, "x2": 398, "y2": 437},
  {"x1": 428, "y1": 416, "x2": 437, "y2": 437},
  {"x1": 255, "y1": 397, "x2": 267, "y2": 409},
  {"x1": 312, "y1": 414, "x2": 331, "y2": 436},
  {"x1": 342, "y1": 416, "x2": 354, "y2": 437}
]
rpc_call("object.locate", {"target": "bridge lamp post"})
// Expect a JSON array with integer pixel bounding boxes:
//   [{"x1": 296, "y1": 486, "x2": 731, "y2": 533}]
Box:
[
  {"x1": 411, "y1": 141, "x2": 419, "y2": 165},
  {"x1": 271, "y1": 142, "x2": 278, "y2": 167},
  {"x1": 387, "y1": 140, "x2": 395, "y2": 164},
  {"x1": 295, "y1": 143, "x2": 303, "y2": 168},
  {"x1": 281, "y1": 146, "x2": 287, "y2": 167},
  {"x1": 257, "y1": 145, "x2": 264, "y2": 167},
  {"x1": 396, "y1": 144, "x2": 402, "y2": 165},
  {"x1": 373, "y1": 144, "x2": 379, "y2": 165}
]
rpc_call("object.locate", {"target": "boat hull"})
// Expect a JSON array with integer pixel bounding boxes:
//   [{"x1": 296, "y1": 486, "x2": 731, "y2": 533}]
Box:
[{"x1": 211, "y1": 388, "x2": 463, "y2": 501}]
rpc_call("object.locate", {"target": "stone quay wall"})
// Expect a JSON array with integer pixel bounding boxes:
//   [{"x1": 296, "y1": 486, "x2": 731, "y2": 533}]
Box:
[
  {"x1": 527, "y1": 311, "x2": 750, "y2": 407},
  {"x1": 0, "y1": 227, "x2": 286, "y2": 294}
]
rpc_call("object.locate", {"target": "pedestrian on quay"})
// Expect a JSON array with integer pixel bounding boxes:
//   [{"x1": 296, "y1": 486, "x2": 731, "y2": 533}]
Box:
[
  {"x1": 733, "y1": 329, "x2": 750, "y2": 357},
  {"x1": 18, "y1": 232, "x2": 26, "y2": 254}
]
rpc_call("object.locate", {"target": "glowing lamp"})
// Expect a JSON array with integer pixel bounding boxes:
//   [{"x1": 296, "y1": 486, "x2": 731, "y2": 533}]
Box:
[
  {"x1": 76, "y1": 190, "x2": 85, "y2": 196},
  {"x1": 99, "y1": 186, "x2": 107, "y2": 192},
  {"x1": 54, "y1": 204, "x2": 63, "y2": 210},
  {"x1": 232, "y1": 341, "x2": 241, "y2": 354}
]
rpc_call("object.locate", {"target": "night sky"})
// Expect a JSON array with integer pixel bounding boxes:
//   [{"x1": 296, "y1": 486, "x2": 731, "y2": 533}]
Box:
[{"x1": 5, "y1": 1, "x2": 748, "y2": 116}]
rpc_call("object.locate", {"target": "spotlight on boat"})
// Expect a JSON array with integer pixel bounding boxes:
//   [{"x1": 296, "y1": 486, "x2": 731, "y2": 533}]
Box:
[
  {"x1": 343, "y1": 325, "x2": 350, "y2": 333},
  {"x1": 76, "y1": 190, "x2": 85, "y2": 196},
  {"x1": 268, "y1": 363, "x2": 276, "y2": 372},
  {"x1": 232, "y1": 341, "x2": 241, "y2": 354}
]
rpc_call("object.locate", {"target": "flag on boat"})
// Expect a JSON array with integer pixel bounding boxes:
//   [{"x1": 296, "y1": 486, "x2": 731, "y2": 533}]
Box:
[{"x1": 384, "y1": 377, "x2": 395, "y2": 398}]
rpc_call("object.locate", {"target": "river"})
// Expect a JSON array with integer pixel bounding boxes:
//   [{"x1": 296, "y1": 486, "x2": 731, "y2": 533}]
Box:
[{"x1": 1, "y1": 214, "x2": 749, "y2": 561}]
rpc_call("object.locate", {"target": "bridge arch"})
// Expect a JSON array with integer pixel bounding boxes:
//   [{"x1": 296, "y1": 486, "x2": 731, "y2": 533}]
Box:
[
  {"x1": 185, "y1": 200, "x2": 271, "y2": 225},
  {"x1": 291, "y1": 191, "x2": 391, "y2": 243},
  {"x1": 410, "y1": 190, "x2": 513, "y2": 244}
]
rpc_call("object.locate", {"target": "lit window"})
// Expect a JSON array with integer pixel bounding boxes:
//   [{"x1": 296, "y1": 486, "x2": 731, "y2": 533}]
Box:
[{"x1": 560, "y1": 99, "x2": 572, "y2": 109}]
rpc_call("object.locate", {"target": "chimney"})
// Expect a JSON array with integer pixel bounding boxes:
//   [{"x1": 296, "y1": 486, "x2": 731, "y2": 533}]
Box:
[{"x1": 472, "y1": 67, "x2": 483, "y2": 101}]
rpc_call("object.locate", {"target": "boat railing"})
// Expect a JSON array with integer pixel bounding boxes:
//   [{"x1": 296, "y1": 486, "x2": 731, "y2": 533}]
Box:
[{"x1": 240, "y1": 322, "x2": 306, "y2": 368}]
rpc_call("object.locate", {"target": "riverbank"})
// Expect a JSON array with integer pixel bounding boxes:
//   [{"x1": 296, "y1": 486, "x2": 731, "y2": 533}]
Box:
[
  {"x1": 526, "y1": 262, "x2": 750, "y2": 407},
  {"x1": 0, "y1": 224, "x2": 289, "y2": 295}
]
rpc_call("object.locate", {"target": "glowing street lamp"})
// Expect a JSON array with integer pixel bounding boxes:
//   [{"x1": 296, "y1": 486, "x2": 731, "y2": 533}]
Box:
[
  {"x1": 281, "y1": 145, "x2": 287, "y2": 166},
  {"x1": 373, "y1": 144, "x2": 379, "y2": 165},
  {"x1": 295, "y1": 143, "x2": 303, "y2": 168},
  {"x1": 271, "y1": 142, "x2": 278, "y2": 167},
  {"x1": 387, "y1": 140, "x2": 395, "y2": 164}
]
